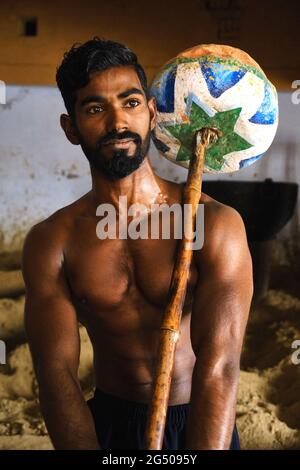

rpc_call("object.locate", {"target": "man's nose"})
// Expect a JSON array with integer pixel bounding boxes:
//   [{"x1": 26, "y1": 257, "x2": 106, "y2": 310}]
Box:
[{"x1": 106, "y1": 106, "x2": 128, "y2": 133}]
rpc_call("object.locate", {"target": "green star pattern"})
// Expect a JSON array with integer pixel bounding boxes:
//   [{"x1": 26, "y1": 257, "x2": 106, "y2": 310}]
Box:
[{"x1": 164, "y1": 100, "x2": 253, "y2": 171}]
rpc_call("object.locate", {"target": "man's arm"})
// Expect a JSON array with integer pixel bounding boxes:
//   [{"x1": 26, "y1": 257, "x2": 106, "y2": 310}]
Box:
[
  {"x1": 22, "y1": 221, "x2": 100, "y2": 450},
  {"x1": 185, "y1": 204, "x2": 253, "y2": 450}
]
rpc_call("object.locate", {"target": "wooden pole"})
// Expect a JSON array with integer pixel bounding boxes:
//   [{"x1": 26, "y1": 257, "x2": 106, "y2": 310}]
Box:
[{"x1": 144, "y1": 127, "x2": 221, "y2": 450}]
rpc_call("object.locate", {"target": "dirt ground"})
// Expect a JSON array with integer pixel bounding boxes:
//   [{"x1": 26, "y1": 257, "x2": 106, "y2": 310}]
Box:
[{"x1": 1, "y1": 237, "x2": 300, "y2": 450}]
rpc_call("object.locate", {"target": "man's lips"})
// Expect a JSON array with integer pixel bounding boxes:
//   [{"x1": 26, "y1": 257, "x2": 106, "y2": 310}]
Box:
[{"x1": 102, "y1": 138, "x2": 135, "y2": 148}]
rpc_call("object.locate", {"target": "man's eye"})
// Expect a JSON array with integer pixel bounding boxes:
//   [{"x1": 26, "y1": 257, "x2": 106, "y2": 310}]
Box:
[
  {"x1": 125, "y1": 99, "x2": 140, "y2": 108},
  {"x1": 88, "y1": 105, "x2": 103, "y2": 114}
]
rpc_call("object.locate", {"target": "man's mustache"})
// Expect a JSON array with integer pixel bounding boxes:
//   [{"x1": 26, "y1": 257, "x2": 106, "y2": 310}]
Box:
[{"x1": 97, "y1": 131, "x2": 142, "y2": 148}]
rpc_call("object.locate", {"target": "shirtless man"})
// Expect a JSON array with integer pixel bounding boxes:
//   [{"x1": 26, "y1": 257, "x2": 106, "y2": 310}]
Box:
[{"x1": 22, "y1": 38, "x2": 253, "y2": 450}]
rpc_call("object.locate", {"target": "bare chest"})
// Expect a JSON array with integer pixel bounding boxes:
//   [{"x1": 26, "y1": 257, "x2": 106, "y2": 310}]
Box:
[
  {"x1": 62, "y1": 208, "x2": 199, "y2": 395},
  {"x1": 64, "y1": 223, "x2": 198, "y2": 326}
]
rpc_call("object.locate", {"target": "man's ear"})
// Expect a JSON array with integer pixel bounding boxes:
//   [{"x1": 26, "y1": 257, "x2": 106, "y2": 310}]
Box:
[
  {"x1": 60, "y1": 114, "x2": 80, "y2": 145},
  {"x1": 148, "y1": 96, "x2": 157, "y2": 131}
]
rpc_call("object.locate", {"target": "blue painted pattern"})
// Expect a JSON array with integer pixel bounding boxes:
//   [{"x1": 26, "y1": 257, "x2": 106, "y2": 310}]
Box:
[
  {"x1": 151, "y1": 66, "x2": 177, "y2": 113},
  {"x1": 249, "y1": 83, "x2": 277, "y2": 125},
  {"x1": 201, "y1": 62, "x2": 246, "y2": 98},
  {"x1": 239, "y1": 154, "x2": 263, "y2": 169}
]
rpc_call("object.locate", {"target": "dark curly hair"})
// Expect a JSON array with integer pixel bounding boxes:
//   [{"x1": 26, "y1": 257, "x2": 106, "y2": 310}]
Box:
[{"x1": 56, "y1": 37, "x2": 148, "y2": 120}]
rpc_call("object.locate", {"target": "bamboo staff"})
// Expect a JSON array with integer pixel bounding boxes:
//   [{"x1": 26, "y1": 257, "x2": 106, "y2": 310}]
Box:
[{"x1": 144, "y1": 127, "x2": 222, "y2": 450}]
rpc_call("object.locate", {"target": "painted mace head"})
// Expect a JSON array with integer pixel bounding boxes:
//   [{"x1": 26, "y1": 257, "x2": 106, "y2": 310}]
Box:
[{"x1": 150, "y1": 44, "x2": 279, "y2": 174}]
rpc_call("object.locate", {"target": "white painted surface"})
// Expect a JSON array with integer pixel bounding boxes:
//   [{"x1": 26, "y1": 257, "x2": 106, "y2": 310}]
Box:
[{"x1": 0, "y1": 86, "x2": 299, "y2": 251}]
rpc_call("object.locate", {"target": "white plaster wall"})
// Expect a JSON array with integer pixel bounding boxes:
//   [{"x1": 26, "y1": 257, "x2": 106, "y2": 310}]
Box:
[
  {"x1": 0, "y1": 85, "x2": 91, "y2": 251},
  {"x1": 0, "y1": 86, "x2": 299, "y2": 251}
]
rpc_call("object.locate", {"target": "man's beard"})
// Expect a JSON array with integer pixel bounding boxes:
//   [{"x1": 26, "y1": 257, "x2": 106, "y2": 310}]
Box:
[{"x1": 78, "y1": 128, "x2": 151, "y2": 179}]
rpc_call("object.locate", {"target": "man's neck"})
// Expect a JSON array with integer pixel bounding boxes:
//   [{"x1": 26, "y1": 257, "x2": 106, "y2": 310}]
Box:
[{"x1": 89, "y1": 157, "x2": 167, "y2": 213}]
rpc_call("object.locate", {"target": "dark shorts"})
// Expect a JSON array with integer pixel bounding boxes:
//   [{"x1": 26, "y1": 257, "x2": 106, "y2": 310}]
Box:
[{"x1": 87, "y1": 388, "x2": 240, "y2": 450}]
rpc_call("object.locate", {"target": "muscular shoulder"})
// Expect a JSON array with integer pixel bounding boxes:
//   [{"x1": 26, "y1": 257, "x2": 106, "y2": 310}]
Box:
[
  {"x1": 23, "y1": 193, "x2": 90, "y2": 254},
  {"x1": 21, "y1": 194, "x2": 90, "y2": 288},
  {"x1": 201, "y1": 194, "x2": 246, "y2": 243},
  {"x1": 195, "y1": 194, "x2": 251, "y2": 280},
  {"x1": 23, "y1": 208, "x2": 70, "y2": 262},
  {"x1": 162, "y1": 179, "x2": 246, "y2": 251}
]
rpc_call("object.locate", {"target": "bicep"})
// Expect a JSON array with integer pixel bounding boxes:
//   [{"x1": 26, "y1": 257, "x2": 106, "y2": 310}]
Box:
[
  {"x1": 24, "y1": 293, "x2": 80, "y2": 379},
  {"x1": 190, "y1": 207, "x2": 253, "y2": 365},
  {"x1": 22, "y1": 223, "x2": 80, "y2": 380}
]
